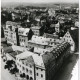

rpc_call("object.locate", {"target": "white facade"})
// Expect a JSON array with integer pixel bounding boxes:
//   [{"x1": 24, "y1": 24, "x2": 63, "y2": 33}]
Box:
[
  {"x1": 18, "y1": 28, "x2": 30, "y2": 47},
  {"x1": 55, "y1": 22, "x2": 60, "y2": 33},
  {"x1": 16, "y1": 58, "x2": 34, "y2": 80},
  {"x1": 62, "y1": 31, "x2": 75, "y2": 52},
  {"x1": 31, "y1": 26, "x2": 40, "y2": 36},
  {"x1": 35, "y1": 66, "x2": 45, "y2": 80}
]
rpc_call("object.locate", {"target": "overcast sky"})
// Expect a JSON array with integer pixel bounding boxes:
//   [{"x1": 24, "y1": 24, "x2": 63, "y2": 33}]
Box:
[{"x1": 1, "y1": 0, "x2": 78, "y2": 3}]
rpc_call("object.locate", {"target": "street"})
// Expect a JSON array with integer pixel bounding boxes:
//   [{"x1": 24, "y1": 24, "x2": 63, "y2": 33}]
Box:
[{"x1": 1, "y1": 57, "x2": 16, "y2": 80}]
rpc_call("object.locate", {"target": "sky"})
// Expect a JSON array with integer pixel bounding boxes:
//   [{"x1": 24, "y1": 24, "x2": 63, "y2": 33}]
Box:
[{"x1": 1, "y1": 0, "x2": 79, "y2": 3}]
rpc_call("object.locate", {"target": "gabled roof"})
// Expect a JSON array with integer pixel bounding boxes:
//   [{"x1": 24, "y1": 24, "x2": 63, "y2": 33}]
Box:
[
  {"x1": 21, "y1": 56, "x2": 34, "y2": 65},
  {"x1": 18, "y1": 28, "x2": 30, "y2": 36},
  {"x1": 42, "y1": 42, "x2": 70, "y2": 68}
]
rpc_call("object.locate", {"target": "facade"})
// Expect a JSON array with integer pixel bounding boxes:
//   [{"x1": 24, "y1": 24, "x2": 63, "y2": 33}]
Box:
[
  {"x1": 18, "y1": 28, "x2": 33, "y2": 47},
  {"x1": 31, "y1": 26, "x2": 41, "y2": 36},
  {"x1": 4, "y1": 21, "x2": 21, "y2": 45},
  {"x1": 62, "y1": 29, "x2": 79, "y2": 52},
  {"x1": 55, "y1": 22, "x2": 60, "y2": 33},
  {"x1": 28, "y1": 35, "x2": 52, "y2": 49},
  {"x1": 4, "y1": 29, "x2": 8, "y2": 40},
  {"x1": 28, "y1": 35, "x2": 63, "y2": 49},
  {"x1": 16, "y1": 51, "x2": 35, "y2": 80}
]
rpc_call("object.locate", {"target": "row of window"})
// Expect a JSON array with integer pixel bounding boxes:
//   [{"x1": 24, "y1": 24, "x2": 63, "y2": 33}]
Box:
[
  {"x1": 64, "y1": 38, "x2": 72, "y2": 42},
  {"x1": 17, "y1": 62, "x2": 32, "y2": 68},
  {"x1": 20, "y1": 39, "x2": 25, "y2": 42},
  {"x1": 18, "y1": 63, "x2": 44, "y2": 78},
  {"x1": 36, "y1": 67, "x2": 44, "y2": 71},
  {"x1": 22, "y1": 67, "x2": 32, "y2": 75},
  {"x1": 36, "y1": 73, "x2": 43, "y2": 78},
  {"x1": 65, "y1": 35, "x2": 70, "y2": 38}
]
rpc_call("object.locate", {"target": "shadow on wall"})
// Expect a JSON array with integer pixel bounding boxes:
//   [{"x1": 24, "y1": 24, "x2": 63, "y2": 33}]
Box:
[{"x1": 54, "y1": 54, "x2": 79, "y2": 80}]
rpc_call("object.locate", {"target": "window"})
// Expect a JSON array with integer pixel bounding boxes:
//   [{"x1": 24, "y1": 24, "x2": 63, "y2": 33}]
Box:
[
  {"x1": 26, "y1": 68, "x2": 28, "y2": 72},
  {"x1": 20, "y1": 65, "x2": 21, "y2": 67},
  {"x1": 41, "y1": 69, "x2": 43, "y2": 71},
  {"x1": 36, "y1": 67, "x2": 38, "y2": 70},
  {"x1": 41, "y1": 74, "x2": 43, "y2": 78},
  {"x1": 22, "y1": 67, "x2": 25, "y2": 70},
  {"x1": 30, "y1": 65, "x2": 32, "y2": 68},
  {"x1": 30, "y1": 70, "x2": 32, "y2": 74},
  {"x1": 22, "y1": 61, "x2": 24, "y2": 64},
  {"x1": 37, "y1": 73, "x2": 39, "y2": 76},
  {"x1": 26, "y1": 63, "x2": 28, "y2": 66},
  {"x1": 50, "y1": 39, "x2": 52, "y2": 41}
]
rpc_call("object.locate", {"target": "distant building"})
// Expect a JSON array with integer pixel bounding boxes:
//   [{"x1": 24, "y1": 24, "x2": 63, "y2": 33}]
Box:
[
  {"x1": 31, "y1": 26, "x2": 41, "y2": 36},
  {"x1": 11, "y1": 12, "x2": 21, "y2": 21},
  {"x1": 55, "y1": 22, "x2": 60, "y2": 33},
  {"x1": 48, "y1": 8, "x2": 55, "y2": 17},
  {"x1": 62, "y1": 28, "x2": 79, "y2": 52},
  {"x1": 75, "y1": 21, "x2": 79, "y2": 27},
  {"x1": 18, "y1": 28, "x2": 33, "y2": 47}
]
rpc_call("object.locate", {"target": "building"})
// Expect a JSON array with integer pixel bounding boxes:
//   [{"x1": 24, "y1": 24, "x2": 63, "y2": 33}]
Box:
[
  {"x1": 75, "y1": 21, "x2": 79, "y2": 27},
  {"x1": 43, "y1": 33, "x2": 59, "y2": 39},
  {"x1": 62, "y1": 28, "x2": 79, "y2": 52},
  {"x1": 55, "y1": 22, "x2": 60, "y2": 33},
  {"x1": 4, "y1": 21, "x2": 21, "y2": 45},
  {"x1": 28, "y1": 35, "x2": 53, "y2": 49},
  {"x1": 11, "y1": 12, "x2": 21, "y2": 21},
  {"x1": 16, "y1": 42, "x2": 70, "y2": 80},
  {"x1": 31, "y1": 26, "x2": 41, "y2": 36},
  {"x1": 48, "y1": 8, "x2": 55, "y2": 17},
  {"x1": 18, "y1": 28, "x2": 33, "y2": 47},
  {"x1": 16, "y1": 51, "x2": 35, "y2": 80}
]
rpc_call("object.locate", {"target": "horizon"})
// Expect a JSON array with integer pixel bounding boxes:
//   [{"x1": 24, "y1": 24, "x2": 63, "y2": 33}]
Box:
[{"x1": 1, "y1": 0, "x2": 79, "y2": 3}]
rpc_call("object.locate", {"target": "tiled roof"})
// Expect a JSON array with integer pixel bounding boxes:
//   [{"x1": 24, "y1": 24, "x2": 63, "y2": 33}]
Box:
[
  {"x1": 3, "y1": 46, "x2": 13, "y2": 53},
  {"x1": 42, "y1": 42, "x2": 70, "y2": 68}
]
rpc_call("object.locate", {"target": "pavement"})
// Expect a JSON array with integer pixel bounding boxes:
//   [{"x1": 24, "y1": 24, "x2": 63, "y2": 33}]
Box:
[{"x1": 1, "y1": 57, "x2": 16, "y2": 80}]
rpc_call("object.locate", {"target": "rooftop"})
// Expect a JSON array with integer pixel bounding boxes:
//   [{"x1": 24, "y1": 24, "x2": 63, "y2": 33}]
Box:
[{"x1": 18, "y1": 28, "x2": 30, "y2": 36}]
